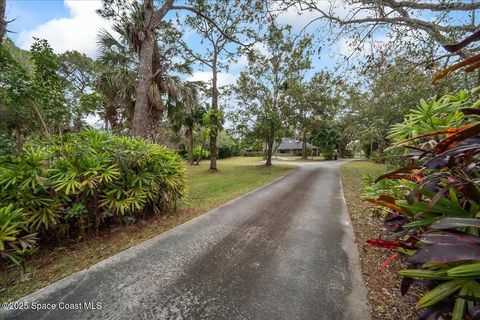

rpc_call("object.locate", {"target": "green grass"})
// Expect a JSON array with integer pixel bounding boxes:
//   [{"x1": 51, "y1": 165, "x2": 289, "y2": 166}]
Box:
[
  {"x1": 0, "y1": 157, "x2": 295, "y2": 303},
  {"x1": 340, "y1": 160, "x2": 391, "y2": 184},
  {"x1": 340, "y1": 159, "x2": 390, "y2": 222},
  {"x1": 179, "y1": 157, "x2": 294, "y2": 210}
]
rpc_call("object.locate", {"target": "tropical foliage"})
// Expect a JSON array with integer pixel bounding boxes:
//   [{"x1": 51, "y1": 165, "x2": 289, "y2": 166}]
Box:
[
  {"x1": 0, "y1": 129, "x2": 185, "y2": 265},
  {"x1": 363, "y1": 88, "x2": 480, "y2": 319},
  {"x1": 310, "y1": 122, "x2": 340, "y2": 160}
]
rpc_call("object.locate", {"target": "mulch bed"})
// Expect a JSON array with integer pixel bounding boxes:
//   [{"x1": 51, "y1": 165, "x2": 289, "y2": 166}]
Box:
[{"x1": 341, "y1": 170, "x2": 421, "y2": 319}]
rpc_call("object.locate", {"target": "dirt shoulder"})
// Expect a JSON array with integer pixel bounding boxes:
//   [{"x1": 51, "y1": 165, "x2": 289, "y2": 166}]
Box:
[{"x1": 340, "y1": 160, "x2": 420, "y2": 320}]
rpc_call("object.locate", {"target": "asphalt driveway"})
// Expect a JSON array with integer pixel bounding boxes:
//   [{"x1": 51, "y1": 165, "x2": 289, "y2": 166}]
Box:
[{"x1": 2, "y1": 160, "x2": 370, "y2": 320}]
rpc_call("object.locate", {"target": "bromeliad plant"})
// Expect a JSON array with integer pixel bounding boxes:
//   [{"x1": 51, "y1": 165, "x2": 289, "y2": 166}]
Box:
[
  {"x1": 364, "y1": 87, "x2": 480, "y2": 319},
  {"x1": 0, "y1": 129, "x2": 186, "y2": 265}
]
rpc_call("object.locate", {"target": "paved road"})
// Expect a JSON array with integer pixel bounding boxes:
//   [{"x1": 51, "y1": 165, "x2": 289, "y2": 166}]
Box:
[{"x1": 3, "y1": 160, "x2": 370, "y2": 320}]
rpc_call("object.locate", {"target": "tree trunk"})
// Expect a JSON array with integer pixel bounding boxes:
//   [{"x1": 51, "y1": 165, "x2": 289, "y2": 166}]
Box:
[
  {"x1": 378, "y1": 139, "x2": 385, "y2": 155},
  {"x1": 265, "y1": 137, "x2": 274, "y2": 166},
  {"x1": 209, "y1": 55, "x2": 219, "y2": 171},
  {"x1": 186, "y1": 126, "x2": 194, "y2": 165},
  {"x1": 301, "y1": 129, "x2": 307, "y2": 159},
  {"x1": 338, "y1": 141, "x2": 347, "y2": 158},
  {"x1": 132, "y1": 33, "x2": 155, "y2": 138},
  {"x1": 0, "y1": 0, "x2": 6, "y2": 43},
  {"x1": 73, "y1": 114, "x2": 82, "y2": 132},
  {"x1": 14, "y1": 124, "x2": 22, "y2": 153}
]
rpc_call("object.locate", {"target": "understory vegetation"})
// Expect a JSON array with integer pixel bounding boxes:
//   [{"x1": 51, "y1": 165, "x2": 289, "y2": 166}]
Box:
[
  {"x1": 362, "y1": 86, "x2": 480, "y2": 318},
  {"x1": 341, "y1": 161, "x2": 422, "y2": 320},
  {"x1": 0, "y1": 129, "x2": 186, "y2": 265}
]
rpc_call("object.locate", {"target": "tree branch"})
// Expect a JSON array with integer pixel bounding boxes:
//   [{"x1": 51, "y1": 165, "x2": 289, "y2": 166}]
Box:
[
  {"x1": 177, "y1": 38, "x2": 213, "y2": 68},
  {"x1": 170, "y1": 5, "x2": 253, "y2": 49},
  {"x1": 151, "y1": 0, "x2": 174, "y2": 28},
  {"x1": 380, "y1": 0, "x2": 480, "y2": 11},
  {"x1": 305, "y1": 3, "x2": 475, "y2": 50}
]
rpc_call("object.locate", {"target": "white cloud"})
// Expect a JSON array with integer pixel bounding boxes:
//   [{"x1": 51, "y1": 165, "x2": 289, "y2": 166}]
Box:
[
  {"x1": 188, "y1": 71, "x2": 238, "y2": 88},
  {"x1": 338, "y1": 25, "x2": 419, "y2": 59},
  {"x1": 230, "y1": 55, "x2": 248, "y2": 71},
  {"x1": 17, "y1": 0, "x2": 109, "y2": 57},
  {"x1": 274, "y1": 1, "x2": 353, "y2": 30},
  {"x1": 275, "y1": 4, "x2": 320, "y2": 29}
]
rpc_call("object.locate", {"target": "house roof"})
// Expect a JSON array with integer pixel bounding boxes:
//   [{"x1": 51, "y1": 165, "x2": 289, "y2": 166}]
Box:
[{"x1": 276, "y1": 138, "x2": 318, "y2": 150}]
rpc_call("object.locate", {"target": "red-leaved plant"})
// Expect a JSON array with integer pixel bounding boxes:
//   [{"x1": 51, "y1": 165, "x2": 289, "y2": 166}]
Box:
[{"x1": 364, "y1": 31, "x2": 480, "y2": 320}]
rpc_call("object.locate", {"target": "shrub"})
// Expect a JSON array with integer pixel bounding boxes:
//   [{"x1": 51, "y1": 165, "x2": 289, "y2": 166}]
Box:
[
  {"x1": 0, "y1": 129, "x2": 186, "y2": 265},
  {"x1": 364, "y1": 88, "x2": 480, "y2": 319},
  {"x1": 322, "y1": 149, "x2": 336, "y2": 160},
  {"x1": 217, "y1": 132, "x2": 241, "y2": 159},
  {"x1": 370, "y1": 150, "x2": 385, "y2": 163},
  {"x1": 311, "y1": 122, "x2": 340, "y2": 160},
  {"x1": 193, "y1": 145, "x2": 209, "y2": 160},
  {"x1": 0, "y1": 205, "x2": 37, "y2": 265}
]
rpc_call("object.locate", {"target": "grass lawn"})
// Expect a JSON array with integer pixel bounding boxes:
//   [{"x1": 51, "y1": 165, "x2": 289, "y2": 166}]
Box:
[
  {"x1": 272, "y1": 155, "x2": 325, "y2": 161},
  {"x1": 341, "y1": 160, "x2": 419, "y2": 320},
  {"x1": 0, "y1": 157, "x2": 295, "y2": 303},
  {"x1": 178, "y1": 157, "x2": 293, "y2": 210}
]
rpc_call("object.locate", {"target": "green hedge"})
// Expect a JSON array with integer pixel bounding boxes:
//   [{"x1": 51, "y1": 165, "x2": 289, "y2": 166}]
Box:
[{"x1": 0, "y1": 129, "x2": 186, "y2": 265}]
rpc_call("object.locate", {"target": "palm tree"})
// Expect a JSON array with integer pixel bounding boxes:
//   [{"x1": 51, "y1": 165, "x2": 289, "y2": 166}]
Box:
[
  {"x1": 96, "y1": 2, "x2": 194, "y2": 140},
  {"x1": 167, "y1": 81, "x2": 206, "y2": 164},
  {"x1": 311, "y1": 123, "x2": 340, "y2": 160},
  {"x1": 96, "y1": 67, "x2": 136, "y2": 132}
]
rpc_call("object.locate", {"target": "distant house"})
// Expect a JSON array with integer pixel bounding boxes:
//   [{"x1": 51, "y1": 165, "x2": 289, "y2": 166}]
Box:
[{"x1": 274, "y1": 138, "x2": 320, "y2": 156}]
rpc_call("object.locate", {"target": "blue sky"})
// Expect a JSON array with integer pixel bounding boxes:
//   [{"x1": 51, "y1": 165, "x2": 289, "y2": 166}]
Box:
[
  {"x1": 5, "y1": 0, "x2": 340, "y2": 88},
  {"x1": 7, "y1": 0, "x2": 472, "y2": 88},
  {"x1": 6, "y1": 1, "x2": 66, "y2": 40}
]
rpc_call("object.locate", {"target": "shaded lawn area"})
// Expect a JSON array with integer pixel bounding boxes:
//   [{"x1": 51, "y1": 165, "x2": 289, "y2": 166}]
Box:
[
  {"x1": 0, "y1": 157, "x2": 295, "y2": 303},
  {"x1": 178, "y1": 157, "x2": 293, "y2": 210},
  {"x1": 340, "y1": 160, "x2": 420, "y2": 320},
  {"x1": 271, "y1": 155, "x2": 325, "y2": 161}
]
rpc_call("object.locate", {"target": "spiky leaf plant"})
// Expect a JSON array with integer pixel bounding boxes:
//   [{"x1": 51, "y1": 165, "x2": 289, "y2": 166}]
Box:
[{"x1": 0, "y1": 129, "x2": 185, "y2": 265}]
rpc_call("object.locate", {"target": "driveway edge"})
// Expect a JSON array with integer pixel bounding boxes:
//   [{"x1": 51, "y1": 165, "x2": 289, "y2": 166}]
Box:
[{"x1": 339, "y1": 174, "x2": 372, "y2": 320}]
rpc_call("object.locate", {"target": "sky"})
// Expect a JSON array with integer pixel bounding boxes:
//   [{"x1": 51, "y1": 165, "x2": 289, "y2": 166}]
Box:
[
  {"x1": 4, "y1": 0, "x2": 344, "y2": 89},
  {"x1": 5, "y1": 0, "x2": 473, "y2": 90}
]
